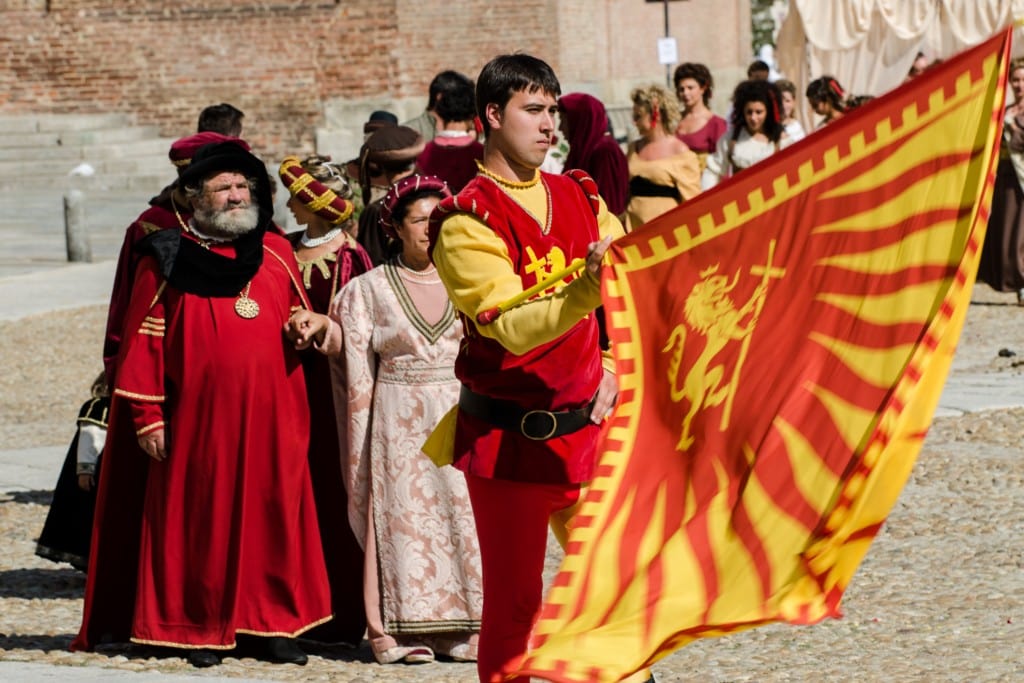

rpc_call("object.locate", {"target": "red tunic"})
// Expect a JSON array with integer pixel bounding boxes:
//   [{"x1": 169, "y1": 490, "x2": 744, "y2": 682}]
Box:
[
  {"x1": 74, "y1": 232, "x2": 331, "y2": 650},
  {"x1": 443, "y1": 172, "x2": 604, "y2": 484},
  {"x1": 416, "y1": 137, "x2": 485, "y2": 193}
]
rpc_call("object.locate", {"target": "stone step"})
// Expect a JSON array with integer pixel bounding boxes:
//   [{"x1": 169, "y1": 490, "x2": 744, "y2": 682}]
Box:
[
  {"x1": 0, "y1": 113, "x2": 175, "y2": 196},
  {"x1": 58, "y1": 125, "x2": 162, "y2": 146},
  {"x1": 37, "y1": 113, "x2": 134, "y2": 132},
  {"x1": 0, "y1": 131, "x2": 62, "y2": 148},
  {"x1": 0, "y1": 112, "x2": 133, "y2": 134},
  {"x1": 0, "y1": 125, "x2": 161, "y2": 149},
  {"x1": 0, "y1": 117, "x2": 44, "y2": 134},
  {"x1": 0, "y1": 137, "x2": 176, "y2": 163},
  {"x1": 88, "y1": 137, "x2": 177, "y2": 160},
  {"x1": 0, "y1": 154, "x2": 174, "y2": 178},
  {"x1": 0, "y1": 172, "x2": 170, "y2": 193}
]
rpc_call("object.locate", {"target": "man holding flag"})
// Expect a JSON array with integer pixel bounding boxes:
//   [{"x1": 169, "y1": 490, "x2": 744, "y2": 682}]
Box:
[{"x1": 425, "y1": 53, "x2": 637, "y2": 682}]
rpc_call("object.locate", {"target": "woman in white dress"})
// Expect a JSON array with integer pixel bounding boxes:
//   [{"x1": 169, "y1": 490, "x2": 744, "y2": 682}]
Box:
[
  {"x1": 702, "y1": 79, "x2": 792, "y2": 190},
  {"x1": 289, "y1": 174, "x2": 482, "y2": 665}
]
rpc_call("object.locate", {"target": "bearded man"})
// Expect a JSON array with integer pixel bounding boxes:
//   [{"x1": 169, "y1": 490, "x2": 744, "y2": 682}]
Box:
[{"x1": 73, "y1": 141, "x2": 331, "y2": 668}]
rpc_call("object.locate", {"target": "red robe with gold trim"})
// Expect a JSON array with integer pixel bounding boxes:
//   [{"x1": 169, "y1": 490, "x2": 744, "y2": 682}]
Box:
[{"x1": 74, "y1": 232, "x2": 331, "y2": 650}]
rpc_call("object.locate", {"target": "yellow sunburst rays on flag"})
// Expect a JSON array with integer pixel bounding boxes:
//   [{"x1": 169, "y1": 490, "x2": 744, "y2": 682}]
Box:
[{"x1": 510, "y1": 29, "x2": 1009, "y2": 683}]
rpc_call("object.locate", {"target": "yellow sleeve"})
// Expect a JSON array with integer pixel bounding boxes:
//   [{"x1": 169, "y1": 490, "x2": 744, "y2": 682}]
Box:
[
  {"x1": 595, "y1": 194, "x2": 627, "y2": 241},
  {"x1": 601, "y1": 347, "x2": 616, "y2": 374},
  {"x1": 674, "y1": 151, "x2": 703, "y2": 201},
  {"x1": 433, "y1": 202, "x2": 625, "y2": 356},
  {"x1": 596, "y1": 197, "x2": 624, "y2": 374}
]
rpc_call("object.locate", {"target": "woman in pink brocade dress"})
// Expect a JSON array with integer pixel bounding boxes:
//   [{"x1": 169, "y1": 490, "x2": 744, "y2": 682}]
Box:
[{"x1": 288, "y1": 174, "x2": 482, "y2": 665}]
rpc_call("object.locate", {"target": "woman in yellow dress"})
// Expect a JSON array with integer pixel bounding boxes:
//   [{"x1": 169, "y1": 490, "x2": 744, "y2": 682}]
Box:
[{"x1": 624, "y1": 84, "x2": 701, "y2": 231}]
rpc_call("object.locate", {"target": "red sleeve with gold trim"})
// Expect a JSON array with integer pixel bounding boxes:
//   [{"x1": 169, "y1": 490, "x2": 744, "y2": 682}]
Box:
[
  {"x1": 263, "y1": 232, "x2": 312, "y2": 311},
  {"x1": 112, "y1": 256, "x2": 167, "y2": 437}
]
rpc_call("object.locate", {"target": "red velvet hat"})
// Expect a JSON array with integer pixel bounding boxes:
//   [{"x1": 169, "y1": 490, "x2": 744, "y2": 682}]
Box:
[
  {"x1": 379, "y1": 174, "x2": 451, "y2": 240},
  {"x1": 278, "y1": 155, "x2": 355, "y2": 226},
  {"x1": 168, "y1": 132, "x2": 250, "y2": 175}
]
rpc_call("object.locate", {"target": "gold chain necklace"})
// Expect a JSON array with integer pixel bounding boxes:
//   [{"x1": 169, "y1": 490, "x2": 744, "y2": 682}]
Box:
[
  {"x1": 173, "y1": 198, "x2": 210, "y2": 249},
  {"x1": 477, "y1": 165, "x2": 552, "y2": 234}
]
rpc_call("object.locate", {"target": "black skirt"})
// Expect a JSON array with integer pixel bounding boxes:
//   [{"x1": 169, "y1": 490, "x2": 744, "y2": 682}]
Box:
[{"x1": 35, "y1": 397, "x2": 108, "y2": 572}]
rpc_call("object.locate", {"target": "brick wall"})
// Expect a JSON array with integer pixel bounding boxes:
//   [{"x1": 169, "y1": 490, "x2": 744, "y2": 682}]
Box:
[{"x1": 0, "y1": 0, "x2": 749, "y2": 158}]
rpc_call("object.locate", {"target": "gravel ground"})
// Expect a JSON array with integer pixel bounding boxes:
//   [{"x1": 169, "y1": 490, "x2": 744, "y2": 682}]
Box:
[{"x1": 2, "y1": 287, "x2": 1023, "y2": 682}]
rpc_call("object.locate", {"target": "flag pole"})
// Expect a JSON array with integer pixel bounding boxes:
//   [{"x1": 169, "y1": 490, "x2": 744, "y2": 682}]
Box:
[{"x1": 476, "y1": 258, "x2": 587, "y2": 325}]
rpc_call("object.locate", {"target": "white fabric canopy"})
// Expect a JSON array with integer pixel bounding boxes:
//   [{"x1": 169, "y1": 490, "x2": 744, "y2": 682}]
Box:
[{"x1": 777, "y1": 0, "x2": 1024, "y2": 128}]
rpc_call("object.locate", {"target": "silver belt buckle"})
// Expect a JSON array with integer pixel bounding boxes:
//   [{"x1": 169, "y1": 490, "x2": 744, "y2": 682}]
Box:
[{"x1": 521, "y1": 409, "x2": 558, "y2": 440}]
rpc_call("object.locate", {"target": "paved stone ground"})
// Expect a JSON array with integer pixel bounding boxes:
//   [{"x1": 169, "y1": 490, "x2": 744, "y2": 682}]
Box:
[{"x1": 1, "y1": 286, "x2": 1023, "y2": 682}]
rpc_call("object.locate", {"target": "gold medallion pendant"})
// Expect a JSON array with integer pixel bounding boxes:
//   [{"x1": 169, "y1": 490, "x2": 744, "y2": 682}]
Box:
[{"x1": 234, "y1": 282, "x2": 260, "y2": 319}]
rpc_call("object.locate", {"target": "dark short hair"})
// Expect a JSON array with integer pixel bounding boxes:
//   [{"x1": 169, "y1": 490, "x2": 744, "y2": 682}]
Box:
[
  {"x1": 673, "y1": 62, "x2": 714, "y2": 105},
  {"x1": 475, "y1": 54, "x2": 561, "y2": 135},
  {"x1": 428, "y1": 70, "x2": 472, "y2": 110},
  {"x1": 197, "y1": 103, "x2": 244, "y2": 137},
  {"x1": 434, "y1": 72, "x2": 476, "y2": 124},
  {"x1": 747, "y1": 60, "x2": 770, "y2": 77}
]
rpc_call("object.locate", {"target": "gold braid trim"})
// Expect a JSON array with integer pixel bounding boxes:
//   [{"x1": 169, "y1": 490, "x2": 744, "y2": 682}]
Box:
[
  {"x1": 236, "y1": 613, "x2": 334, "y2": 638},
  {"x1": 136, "y1": 421, "x2": 165, "y2": 436},
  {"x1": 476, "y1": 160, "x2": 540, "y2": 188},
  {"x1": 264, "y1": 245, "x2": 311, "y2": 310},
  {"x1": 150, "y1": 281, "x2": 167, "y2": 310},
  {"x1": 114, "y1": 388, "x2": 165, "y2": 402},
  {"x1": 130, "y1": 637, "x2": 237, "y2": 651},
  {"x1": 295, "y1": 251, "x2": 336, "y2": 289},
  {"x1": 128, "y1": 614, "x2": 334, "y2": 650},
  {"x1": 286, "y1": 171, "x2": 315, "y2": 195}
]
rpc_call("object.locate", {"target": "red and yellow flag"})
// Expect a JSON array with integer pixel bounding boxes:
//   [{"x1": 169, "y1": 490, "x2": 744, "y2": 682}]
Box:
[{"x1": 511, "y1": 29, "x2": 1010, "y2": 683}]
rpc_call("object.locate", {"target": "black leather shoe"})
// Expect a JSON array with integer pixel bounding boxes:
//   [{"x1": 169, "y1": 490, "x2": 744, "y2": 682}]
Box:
[
  {"x1": 264, "y1": 636, "x2": 308, "y2": 665},
  {"x1": 186, "y1": 649, "x2": 220, "y2": 668}
]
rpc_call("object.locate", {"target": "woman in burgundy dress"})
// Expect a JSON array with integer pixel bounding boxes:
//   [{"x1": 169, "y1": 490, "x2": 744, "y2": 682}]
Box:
[
  {"x1": 279, "y1": 154, "x2": 373, "y2": 645},
  {"x1": 673, "y1": 62, "x2": 728, "y2": 172}
]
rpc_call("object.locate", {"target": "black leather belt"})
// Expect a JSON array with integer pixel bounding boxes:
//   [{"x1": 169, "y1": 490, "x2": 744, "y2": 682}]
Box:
[{"x1": 458, "y1": 385, "x2": 594, "y2": 441}]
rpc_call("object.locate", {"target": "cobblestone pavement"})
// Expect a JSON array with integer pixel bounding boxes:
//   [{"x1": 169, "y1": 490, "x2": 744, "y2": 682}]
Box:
[{"x1": 2, "y1": 287, "x2": 1023, "y2": 682}]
